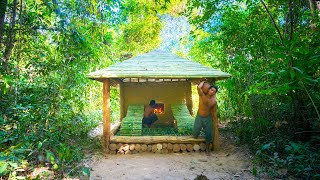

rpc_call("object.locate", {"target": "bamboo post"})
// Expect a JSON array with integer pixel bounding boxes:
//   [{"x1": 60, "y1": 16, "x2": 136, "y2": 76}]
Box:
[
  {"x1": 208, "y1": 79, "x2": 219, "y2": 151},
  {"x1": 186, "y1": 82, "x2": 193, "y2": 116},
  {"x1": 213, "y1": 103, "x2": 219, "y2": 151},
  {"x1": 119, "y1": 82, "x2": 125, "y2": 121},
  {"x1": 103, "y1": 79, "x2": 111, "y2": 152}
]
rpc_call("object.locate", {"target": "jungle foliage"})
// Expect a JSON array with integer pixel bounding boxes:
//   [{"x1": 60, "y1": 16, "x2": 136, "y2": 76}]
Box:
[
  {"x1": 0, "y1": 0, "x2": 319, "y2": 179},
  {"x1": 186, "y1": 0, "x2": 320, "y2": 178}
]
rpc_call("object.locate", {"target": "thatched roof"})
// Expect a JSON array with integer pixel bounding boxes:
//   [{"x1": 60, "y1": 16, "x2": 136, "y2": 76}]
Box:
[{"x1": 87, "y1": 49, "x2": 231, "y2": 82}]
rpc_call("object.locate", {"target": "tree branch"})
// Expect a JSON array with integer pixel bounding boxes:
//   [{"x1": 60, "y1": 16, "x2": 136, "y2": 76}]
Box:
[{"x1": 260, "y1": 0, "x2": 284, "y2": 46}]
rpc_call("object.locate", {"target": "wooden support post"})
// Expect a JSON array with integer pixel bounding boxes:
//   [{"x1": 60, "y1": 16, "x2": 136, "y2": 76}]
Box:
[
  {"x1": 186, "y1": 82, "x2": 193, "y2": 116},
  {"x1": 119, "y1": 82, "x2": 125, "y2": 121},
  {"x1": 213, "y1": 99, "x2": 220, "y2": 151},
  {"x1": 103, "y1": 79, "x2": 111, "y2": 152}
]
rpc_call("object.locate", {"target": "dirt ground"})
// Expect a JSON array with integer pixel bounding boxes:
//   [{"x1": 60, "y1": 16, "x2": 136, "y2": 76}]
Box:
[{"x1": 87, "y1": 135, "x2": 255, "y2": 180}]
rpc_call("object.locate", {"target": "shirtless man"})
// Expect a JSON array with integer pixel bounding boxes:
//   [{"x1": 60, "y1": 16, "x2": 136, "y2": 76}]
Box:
[
  {"x1": 193, "y1": 81, "x2": 218, "y2": 155},
  {"x1": 142, "y1": 100, "x2": 158, "y2": 128}
]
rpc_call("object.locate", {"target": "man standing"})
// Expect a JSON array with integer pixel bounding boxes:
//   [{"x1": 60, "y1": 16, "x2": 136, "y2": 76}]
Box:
[{"x1": 193, "y1": 81, "x2": 218, "y2": 155}]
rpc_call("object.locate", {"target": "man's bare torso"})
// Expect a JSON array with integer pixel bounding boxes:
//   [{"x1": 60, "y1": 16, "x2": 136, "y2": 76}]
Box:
[
  {"x1": 144, "y1": 105, "x2": 154, "y2": 118},
  {"x1": 198, "y1": 95, "x2": 216, "y2": 117}
]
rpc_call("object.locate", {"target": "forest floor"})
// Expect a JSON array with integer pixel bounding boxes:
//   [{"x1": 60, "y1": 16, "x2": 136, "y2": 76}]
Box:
[{"x1": 86, "y1": 125, "x2": 255, "y2": 180}]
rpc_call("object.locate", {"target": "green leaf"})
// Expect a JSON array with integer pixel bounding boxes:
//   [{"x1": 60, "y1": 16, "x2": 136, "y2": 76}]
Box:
[
  {"x1": 0, "y1": 163, "x2": 8, "y2": 174},
  {"x1": 9, "y1": 162, "x2": 18, "y2": 168},
  {"x1": 293, "y1": 67, "x2": 303, "y2": 74},
  {"x1": 82, "y1": 167, "x2": 90, "y2": 177},
  {"x1": 53, "y1": 163, "x2": 59, "y2": 170},
  {"x1": 46, "y1": 151, "x2": 55, "y2": 164},
  {"x1": 252, "y1": 166, "x2": 257, "y2": 176},
  {"x1": 37, "y1": 141, "x2": 43, "y2": 150},
  {"x1": 290, "y1": 69, "x2": 296, "y2": 78}
]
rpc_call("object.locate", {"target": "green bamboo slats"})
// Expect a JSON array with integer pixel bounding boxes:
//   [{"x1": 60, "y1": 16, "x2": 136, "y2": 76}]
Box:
[
  {"x1": 87, "y1": 50, "x2": 231, "y2": 81},
  {"x1": 172, "y1": 104, "x2": 194, "y2": 134},
  {"x1": 119, "y1": 105, "x2": 144, "y2": 136}
]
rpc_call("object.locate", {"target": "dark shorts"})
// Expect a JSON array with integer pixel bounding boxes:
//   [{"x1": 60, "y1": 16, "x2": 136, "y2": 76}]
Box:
[
  {"x1": 142, "y1": 114, "x2": 158, "y2": 127},
  {"x1": 193, "y1": 114, "x2": 213, "y2": 143}
]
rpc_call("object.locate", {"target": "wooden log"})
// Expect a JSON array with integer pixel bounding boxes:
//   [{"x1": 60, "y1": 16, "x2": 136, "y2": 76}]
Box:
[
  {"x1": 193, "y1": 144, "x2": 200, "y2": 151},
  {"x1": 110, "y1": 136, "x2": 205, "y2": 144},
  {"x1": 111, "y1": 122, "x2": 121, "y2": 135},
  {"x1": 162, "y1": 143, "x2": 168, "y2": 149},
  {"x1": 129, "y1": 144, "x2": 135, "y2": 151},
  {"x1": 122, "y1": 144, "x2": 129, "y2": 152},
  {"x1": 186, "y1": 144, "x2": 193, "y2": 152},
  {"x1": 109, "y1": 143, "x2": 117, "y2": 151},
  {"x1": 103, "y1": 79, "x2": 111, "y2": 152},
  {"x1": 141, "y1": 144, "x2": 148, "y2": 152},
  {"x1": 173, "y1": 144, "x2": 180, "y2": 152},
  {"x1": 180, "y1": 144, "x2": 187, "y2": 151},
  {"x1": 116, "y1": 143, "x2": 123, "y2": 150},
  {"x1": 161, "y1": 149, "x2": 168, "y2": 154},
  {"x1": 167, "y1": 143, "x2": 173, "y2": 150},
  {"x1": 135, "y1": 144, "x2": 141, "y2": 151},
  {"x1": 152, "y1": 144, "x2": 157, "y2": 153},
  {"x1": 200, "y1": 143, "x2": 206, "y2": 151},
  {"x1": 117, "y1": 149, "x2": 124, "y2": 154},
  {"x1": 213, "y1": 104, "x2": 219, "y2": 151},
  {"x1": 125, "y1": 150, "x2": 131, "y2": 154},
  {"x1": 157, "y1": 143, "x2": 163, "y2": 150},
  {"x1": 110, "y1": 150, "x2": 117, "y2": 155}
]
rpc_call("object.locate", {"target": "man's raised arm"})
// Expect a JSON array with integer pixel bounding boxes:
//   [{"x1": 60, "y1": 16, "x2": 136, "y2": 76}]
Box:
[{"x1": 197, "y1": 81, "x2": 205, "y2": 96}]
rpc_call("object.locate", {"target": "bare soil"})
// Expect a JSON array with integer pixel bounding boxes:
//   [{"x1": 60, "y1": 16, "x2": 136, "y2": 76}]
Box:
[{"x1": 87, "y1": 135, "x2": 255, "y2": 180}]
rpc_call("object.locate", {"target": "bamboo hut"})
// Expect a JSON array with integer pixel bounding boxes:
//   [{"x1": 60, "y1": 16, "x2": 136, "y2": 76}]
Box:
[{"x1": 87, "y1": 49, "x2": 231, "y2": 153}]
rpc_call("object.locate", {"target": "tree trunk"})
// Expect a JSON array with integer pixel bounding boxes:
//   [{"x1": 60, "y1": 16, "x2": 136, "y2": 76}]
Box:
[
  {"x1": 4, "y1": 0, "x2": 17, "y2": 63},
  {"x1": 0, "y1": 0, "x2": 7, "y2": 44}
]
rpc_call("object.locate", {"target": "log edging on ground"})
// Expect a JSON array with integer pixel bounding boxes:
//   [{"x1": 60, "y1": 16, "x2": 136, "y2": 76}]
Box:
[{"x1": 109, "y1": 135, "x2": 212, "y2": 154}]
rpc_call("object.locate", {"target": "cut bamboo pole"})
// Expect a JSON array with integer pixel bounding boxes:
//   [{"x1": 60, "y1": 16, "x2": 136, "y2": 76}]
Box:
[{"x1": 103, "y1": 79, "x2": 111, "y2": 153}]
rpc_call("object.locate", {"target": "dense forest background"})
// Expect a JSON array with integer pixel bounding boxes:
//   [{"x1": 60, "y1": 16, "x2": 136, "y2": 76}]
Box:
[{"x1": 1, "y1": 0, "x2": 319, "y2": 179}]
